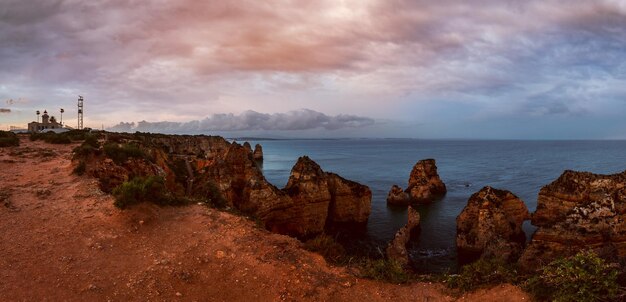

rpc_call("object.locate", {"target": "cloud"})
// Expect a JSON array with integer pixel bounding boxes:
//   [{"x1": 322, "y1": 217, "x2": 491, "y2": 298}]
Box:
[
  {"x1": 0, "y1": 108, "x2": 10, "y2": 113},
  {"x1": 107, "y1": 109, "x2": 375, "y2": 134},
  {"x1": 1, "y1": 0, "x2": 625, "y2": 138}
]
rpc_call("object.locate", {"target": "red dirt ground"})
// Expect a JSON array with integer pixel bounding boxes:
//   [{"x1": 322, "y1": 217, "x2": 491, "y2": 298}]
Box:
[{"x1": 0, "y1": 138, "x2": 531, "y2": 301}]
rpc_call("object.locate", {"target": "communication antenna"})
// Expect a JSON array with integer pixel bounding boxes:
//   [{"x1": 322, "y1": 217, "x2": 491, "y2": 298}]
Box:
[{"x1": 77, "y1": 95, "x2": 84, "y2": 130}]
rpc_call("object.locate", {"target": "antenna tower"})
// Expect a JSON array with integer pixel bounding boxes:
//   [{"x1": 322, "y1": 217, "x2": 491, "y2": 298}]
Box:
[{"x1": 77, "y1": 95, "x2": 84, "y2": 130}]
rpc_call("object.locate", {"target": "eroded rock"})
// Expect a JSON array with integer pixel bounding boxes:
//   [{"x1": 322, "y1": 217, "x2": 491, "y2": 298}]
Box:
[
  {"x1": 519, "y1": 170, "x2": 626, "y2": 271},
  {"x1": 386, "y1": 184, "x2": 410, "y2": 206},
  {"x1": 406, "y1": 159, "x2": 446, "y2": 203},
  {"x1": 386, "y1": 206, "x2": 420, "y2": 265},
  {"x1": 253, "y1": 144, "x2": 263, "y2": 161},
  {"x1": 456, "y1": 186, "x2": 530, "y2": 263}
]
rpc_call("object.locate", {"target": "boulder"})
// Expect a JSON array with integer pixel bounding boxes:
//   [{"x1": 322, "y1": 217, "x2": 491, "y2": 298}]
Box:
[
  {"x1": 386, "y1": 206, "x2": 420, "y2": 265},
  {"x1": 519, "y1": 170, "x2": 626, "y2": 272},
  {"x1": 406, "y1": 159, "x2": 446, "y2": 203},
  {"x1": 253, "y1": 144, "x2": 263, "y2": 161},
  {"x1": 456, "y1": 186, "x2": 530, "y2": 263},
  {"x1": 386, "y1": 184, "x2": 410, "y2": 206}
]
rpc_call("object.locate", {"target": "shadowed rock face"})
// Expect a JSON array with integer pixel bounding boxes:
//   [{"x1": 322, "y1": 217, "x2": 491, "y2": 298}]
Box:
[
  {"x1": 519, "y1": 170, "x2": 626, "y2": 272},
  {"x1": 456, "y1": 186, "x2": 530, "y2": 263},
  {"x1": 386, "y1": 206, "x2": 420, "y2": 265},
  {"x1": 406, "y1": 159, "x2": 446, "y2": 204}
]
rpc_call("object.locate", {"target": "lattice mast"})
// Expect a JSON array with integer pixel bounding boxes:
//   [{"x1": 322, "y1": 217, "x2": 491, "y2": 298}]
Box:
[{"x1": 77, "y1": 95, "x2": 84, "y2": 130}]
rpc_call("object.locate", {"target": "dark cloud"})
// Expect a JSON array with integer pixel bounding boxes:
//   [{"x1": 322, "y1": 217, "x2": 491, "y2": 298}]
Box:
[{"x1": 108, "y1": 109, "x2": 375, "y2": 134}]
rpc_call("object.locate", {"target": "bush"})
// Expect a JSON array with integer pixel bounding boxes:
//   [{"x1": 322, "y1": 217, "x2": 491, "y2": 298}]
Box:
[
  {"x1": 446, "y1": 258, "x2": 517, "y2": 292},
  {"x1": 524, "y1": 250, "x2": 620, "y2": 302},
  {"x1": 72, "y1": 135, "x2": 101, "y2": 159},
  {"x1": 192, "y1": 180, "x2": 227, "y2": 208},
  {"x1": 304, "y1": 234, "x2": 347, "y2": 263},
  {"x1": 29, "y1": 132, "x2": 71, "y2": 144},
  {"x1": 103, "y1": 143, "x2": 145, "y2": 164},
  {"x1": 73, "y1": 160, "x2": 87, "y2": 175},
  {"x1": 359, "y1": 258, "x2": 409, "y2": 284},
  {"x1": 0, "y1": 131, "x2": 19, "y2": 147},
  {"x1": 112, "y1": 176, "x2": 188, "y2": 209}
]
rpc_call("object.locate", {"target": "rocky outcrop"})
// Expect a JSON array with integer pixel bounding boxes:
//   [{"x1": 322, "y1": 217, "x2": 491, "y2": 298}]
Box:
[
  {"x1": 253, "y1": 144, "x2": 263, "y2": 161},
  {"x1": 326, "y1": 173, "x2": 371, "y2": 228},
  {"x1": 242, "y1": 142, "x2": 252, "y2": 154},
  {"x1": 406, "y1": 159, "x2": 446, "y2": 203},
  {"x1": 386, "y1": 184, "x2": 410, "y2": 206},
  {"x1": 282, "y1": 156, "x2": 371, "y2": 237},
  {"x1": 456, "y1": 186, "x2": 530, "y2": 263},
  {"x1": 79, "y1": 133, "x2": 370, "y2": 239},
  {"x1": 386, "y1": 206, "x2": 420, "y2": 265},
  {"x1": 519, "y1": 170, "x2": 626, "y2": 271}
]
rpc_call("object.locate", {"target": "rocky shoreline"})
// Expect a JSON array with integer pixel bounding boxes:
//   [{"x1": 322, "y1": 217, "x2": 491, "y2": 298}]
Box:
[
  {"x1": 75, "y1": 131, "x2": 626, "y2": 272},
  {"x1": 4, "y1": 130, "x2": 624, "y2": 300}
]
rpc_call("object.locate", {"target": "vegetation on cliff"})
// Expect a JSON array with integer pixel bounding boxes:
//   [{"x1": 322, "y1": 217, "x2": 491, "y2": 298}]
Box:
[{"x1": 0, "y1": 131, "x2": 19, "y2": 147}]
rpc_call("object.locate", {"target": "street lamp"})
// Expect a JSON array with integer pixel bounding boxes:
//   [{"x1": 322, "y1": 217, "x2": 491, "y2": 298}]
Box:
[{"x1": 60, "y1": 108, "x2": 64, "y2": 126}]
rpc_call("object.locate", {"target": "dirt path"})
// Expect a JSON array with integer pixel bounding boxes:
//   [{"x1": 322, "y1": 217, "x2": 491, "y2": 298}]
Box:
[{"x1": 0, "y1": 138, "x2": 530, "y2": 301}]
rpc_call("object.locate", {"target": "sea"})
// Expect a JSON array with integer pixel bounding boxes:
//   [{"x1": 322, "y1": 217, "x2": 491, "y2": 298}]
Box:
[{"x1": 245, "y1": 139, "x2": 626, "y2": 273}]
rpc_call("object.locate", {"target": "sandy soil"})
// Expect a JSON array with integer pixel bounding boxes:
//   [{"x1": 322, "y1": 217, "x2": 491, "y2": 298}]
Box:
[{"x1": 0, "y1": 138, "x2": 531, "y2": 301}]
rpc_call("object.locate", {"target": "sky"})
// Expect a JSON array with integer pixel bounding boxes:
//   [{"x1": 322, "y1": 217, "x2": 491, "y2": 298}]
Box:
[{"x1": 1, "y1": 0, "x2": 625, "y2": 139}]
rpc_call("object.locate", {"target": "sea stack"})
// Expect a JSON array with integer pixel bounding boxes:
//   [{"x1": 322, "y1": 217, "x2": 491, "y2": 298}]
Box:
[
  {"x1": 456, "y1": 186, "x2": 530, "y2": 263},
  {"x1": 386, "y1": 184, "x2": 410, "y2": 206},
  {"x1": 253, "y1": 144, "x2": 263, "y2": 161},
  {"x1": 519, "y1": 170, "x2": 626, "y2": 272},
  {"x1": 406, "y1": 159, "x2": 446, "y2": 203},
  {"x1": 386, "y1": 206, "x2": 420, "y2": 265}
]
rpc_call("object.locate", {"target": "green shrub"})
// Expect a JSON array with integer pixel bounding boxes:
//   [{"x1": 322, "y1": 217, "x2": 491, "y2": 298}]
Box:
[
  {"x1": 112, "y1": 176, "x2": 188, "y2": 209},
  {"x1": 446, "y1": 258, "x2": 517, "y2": 292},
  {"x1": 193, "y1": 181, "x2": 228, "y2": 209},
  {"x1": 0, "y1": 131, "x2": 19, "y2": 147},
  {"x1": 104, "y1": 143, "x2": 145, "y2": 164},
  {"x1": 524, "y1": 250, "x2": 620, "y2": 302},
  {"x1": 82, "y1": 134, "x2": 100, "y2": 148},
  {"x1": 72, "y1": 135, "x2": 101, "y2": 159},
  {"x1": 304, "y1": 234, "x2": 347, "y2": 263},
  {"x1": 73, "y1": 160, "x2": 87, "y2": 175},
  {"x1": 359, "y1": 258, "x2": 409, "y2": 284},
  {"x1": 29, "y1": 132, "x2": 71, "y2": 144}
]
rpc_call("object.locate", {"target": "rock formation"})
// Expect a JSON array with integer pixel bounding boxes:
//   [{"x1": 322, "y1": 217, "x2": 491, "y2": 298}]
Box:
[
  {"x1": 456, "y1": 186, "x2": 530, "y2": 263},
  {"x1": 282, "y1": 156, "x2": 371, "y2": 236},
  {"x1": 519, "y1": 170, "x2": 626, "y2": 271},
  {"x1": 386, "y1": 184, "x2": 410, "y2": 206},
  {"x1": 77, "y1": 133, "x2": 371, "y2": 239},
  {"x1": 406, "y1": 159, "x2": 446, "y2": 203},
  {"x1": 253, "y1": 144, "x2": 263, "y2": 161},
  {"x1": 242, "y1": 142, "x2": 252, "y2": 154},
  {"x1": 386, "y1": 206, "x2": 420, "y2": 265}
]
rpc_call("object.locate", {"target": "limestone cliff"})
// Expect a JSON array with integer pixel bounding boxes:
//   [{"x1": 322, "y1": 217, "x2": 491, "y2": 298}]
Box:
[
  {"x1": 456, "y1": 186, "x2": 530, "y2": 263},
  {"x1": 519, "y1": 170, "x2": 626, "y2": 271},
  {"x1": 77, "y1": 133, "x2": 371, "y2": 239}
]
